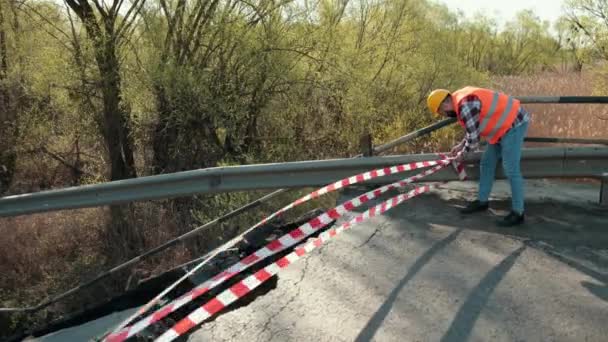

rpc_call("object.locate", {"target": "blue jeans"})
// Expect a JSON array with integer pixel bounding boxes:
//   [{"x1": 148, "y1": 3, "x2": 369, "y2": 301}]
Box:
[{"x1": 478, "y1": 120, "x2": 529, "y2": 214}]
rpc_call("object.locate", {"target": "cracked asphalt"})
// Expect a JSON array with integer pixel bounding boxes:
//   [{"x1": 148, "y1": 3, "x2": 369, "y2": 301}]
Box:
[{"x1": 186, "y1": 180, "x2": 608, "y2": 342}]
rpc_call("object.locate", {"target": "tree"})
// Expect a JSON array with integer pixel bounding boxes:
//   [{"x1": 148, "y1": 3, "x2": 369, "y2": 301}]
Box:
[
  {"x1": 564, "y1": 0, "x2": 608, "y2": 61},
  {"x1": 555, "y1": 16, "x2": 590, "y2": 72},
  {"x1": 63, "y1": 0, "x2": 143, "y2": 182},
  {"x1": 0, "y1": 0, "x2": 14, "y2": 194},
  {"x1": 491, "y1": 10, "x2": 556, "y2": 74},
  {"x1": 62, "y1": 0, "x2": 146, "y2": 259},
  {"x1": 0, "y1": 0, "x2": 21, "y2": 194},
  {"x1": 133, "y1": 0, "x2": 298, "y2": 249}
]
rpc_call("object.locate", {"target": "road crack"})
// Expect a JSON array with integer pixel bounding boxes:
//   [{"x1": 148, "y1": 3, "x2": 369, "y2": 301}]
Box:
[
  {"x1": 255, "y1": 256, "x2": 311, "y2": 342},
  {"x1": 358, "y1": 221, "x2": 389, "y2": 248}
]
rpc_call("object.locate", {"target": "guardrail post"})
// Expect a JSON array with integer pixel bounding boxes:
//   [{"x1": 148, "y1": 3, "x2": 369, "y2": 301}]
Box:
[
  {"x1": 360, "y1": 131, "x2": 373, "y2": 157},
  {"x1": 601, "y1": 173, "x2": 608, "y2": 207}
]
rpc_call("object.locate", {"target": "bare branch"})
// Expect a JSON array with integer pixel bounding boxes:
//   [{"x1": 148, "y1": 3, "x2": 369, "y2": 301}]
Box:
[
  {"x1": 571, "y1": 15, "x2": 608, "y2": 58},
  {"x1": 18, "y1": 3, "x2": 74, "y2": 52},
  {"x1": 565, "y1": 3, "x2": 608, "y2": 59},
  {"x1": 90, "y1": 0, "x2": 106, "y2": 17},
  {"x1": 65, "y1": 0, "x2": 103, "y2": 41},
  {"x1": 172, "y1": 0, "x2": 188, "y2": 57},
  {"x1": 182, "y1": 0, "x2": 221, "y2": 61},
  {"x1": 83, "y1": 0, "x2": 108, "y2": 18},
  {"x1": 65, "y1": 1, "x2": 84, "y2": 55},
  {"x1": 26, "y1": 146, "x2": 90, "y2": 177},
  {"x1": 64, "y1": 2, "x2": 101, "y2": 116},
  {"x1": 263, "y1": 47, "x2": 322, "y2": 62},
  {"x1": 111, "y1": 0, "x2": 126, "y2": 14},
  {"x1": 64, "y1": 0, "x2": 82, "y2": 14},
  {"x1": 118, "y1": 29, "x2": 149, "y2": 82},
  {"x1": 157, "y1": 0, "x2": 177, "y2": 61},
  {"x1": 158, "y1": 0, "x2": 171, "y2": 22},
  {"x1": 116, "y1": 0, "x2": 146, "y2": 41},
  {"x1": 185, "y1": 0, "x2": 218, "y2": 51},
  {"x1": 20, "y1": 2, "x2": 73, "y2": 42}
]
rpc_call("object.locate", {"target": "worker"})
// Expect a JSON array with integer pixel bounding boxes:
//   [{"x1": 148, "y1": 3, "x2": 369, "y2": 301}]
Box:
[{"x1": 426, "y1": 87, "x2": 530, "y2": 227}]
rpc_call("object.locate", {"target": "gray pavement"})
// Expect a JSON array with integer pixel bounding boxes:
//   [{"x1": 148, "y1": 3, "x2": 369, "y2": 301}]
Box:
[
  {"x1": 187, "y1": 180, "x2": 608, "y2": 342},
  {"x1": 29, "y1": 180, "x2": 608, "y2": 342}
]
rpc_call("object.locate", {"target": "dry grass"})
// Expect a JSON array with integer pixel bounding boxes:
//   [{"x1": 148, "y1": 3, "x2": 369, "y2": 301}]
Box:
[
  {"x1": 0, "y1": 208, "x2": 107, "y2": 335},
  {"x1": 0, "y1": 209, "x2": 106, "y2": 297},
  {"x1": 0, "y1": 203, "x2": 194, "y2": 337},
  {"x1": 492, "y1": 71, "x2": 608, "y2": 143}
]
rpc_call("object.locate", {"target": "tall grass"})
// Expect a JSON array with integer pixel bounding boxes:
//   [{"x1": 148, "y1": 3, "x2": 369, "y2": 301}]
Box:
[
  {"x1": 493, "y1": 71, "x2": 608, "y2": 143},
  {"x1": 0, "y1": 204, "x2": 192, "y2": 336}
]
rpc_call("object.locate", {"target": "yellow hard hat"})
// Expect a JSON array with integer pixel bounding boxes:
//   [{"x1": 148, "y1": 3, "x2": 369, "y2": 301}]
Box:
[{"x1": 427, "y1": 89, "x2": 450, "y2": 115}]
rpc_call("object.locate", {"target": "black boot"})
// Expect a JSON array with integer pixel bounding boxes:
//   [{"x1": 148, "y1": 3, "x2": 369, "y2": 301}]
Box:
[
  {"x1": 460, "y1": 200, "x2": 489, "y2": 214},
  {"x1": 496, "y1": 211, "x2": 525, "y2": 227}
]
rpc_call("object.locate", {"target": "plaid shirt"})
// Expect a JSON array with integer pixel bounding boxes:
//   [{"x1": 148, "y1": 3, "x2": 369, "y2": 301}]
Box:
[{"x1": 456, "y1": 95, "x2": 530, "y2": 152}]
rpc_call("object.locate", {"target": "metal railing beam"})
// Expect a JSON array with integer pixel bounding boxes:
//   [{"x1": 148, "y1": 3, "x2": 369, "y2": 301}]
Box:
[{"x1": 1, "y1": 147, "x2": 607, "y2": 217}]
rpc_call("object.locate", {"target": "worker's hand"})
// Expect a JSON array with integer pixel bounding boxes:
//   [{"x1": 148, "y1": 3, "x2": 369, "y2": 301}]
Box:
[
  {"x1": 453, "y1": 151, "x2": 465, "y2": 162},
  {"x1": 450, "y1": 144, "x2": 462, "y2": 157}
]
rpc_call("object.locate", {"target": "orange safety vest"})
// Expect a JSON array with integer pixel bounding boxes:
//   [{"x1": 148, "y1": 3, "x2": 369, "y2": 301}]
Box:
[{"x1": 452, "y1": 86, "x2": 520, "y2": 144}]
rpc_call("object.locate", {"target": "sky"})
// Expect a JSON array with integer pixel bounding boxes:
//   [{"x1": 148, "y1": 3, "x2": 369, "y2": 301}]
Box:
[{"x1": 436, "y1": 0, "x2": 566, "y2": 27}]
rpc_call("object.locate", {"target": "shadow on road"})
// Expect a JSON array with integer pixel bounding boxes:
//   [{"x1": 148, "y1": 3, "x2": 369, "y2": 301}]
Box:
[
  {"x1": 369, "y1": 189, "x2": 608, "y2": 309},
  {"x1": 440, "y1": 245, "x2": 526, "y2": 342},
  {"x1": 342, "y1": 186, "x2": 608, "y2": 317},
  {"x1": 354, "y1": 229, "x2": 463, "y2": 342}
]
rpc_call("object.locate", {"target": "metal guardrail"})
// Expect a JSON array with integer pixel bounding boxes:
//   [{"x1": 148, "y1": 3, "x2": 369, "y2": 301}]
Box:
[
  {"x1": 601, "y1": 173, "x2": 608, "y2": 206},
  {"x1": 524, "y1": 137, "x2": 608, "y2": 145},
  {"x1": 517, "y1": 96, "x2": 608, "y2": 103},
  {"x1": 1, "y1": 147, "x2": 607, "y2": 217},
  {"x1": 373, "y1": 118, "x2": 457, "y2": 154}
]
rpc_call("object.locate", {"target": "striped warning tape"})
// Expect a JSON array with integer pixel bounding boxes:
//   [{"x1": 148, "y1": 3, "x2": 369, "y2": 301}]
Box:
[
  {"x1": 439, "y1": 153, "x2": 467, "y2": 181},
  {"x1": 105, "y1": 158, "x2": 449, "y2": 339},
  {"x1": 253, "y1": 158, "x2": 458, "y2": 230},
  {"x1": 156, "y1": 184, "x2": 437, "y2": 341},
  {"x1": 247, "y1": 152, "x2": 465, "y2": 232},
  {"x1": 104, "y1": 153, "x2": 463, "y2": 341}
]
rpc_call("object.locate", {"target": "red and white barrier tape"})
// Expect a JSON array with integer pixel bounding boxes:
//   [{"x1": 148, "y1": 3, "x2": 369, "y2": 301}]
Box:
[
  {"x1": 253, "y1": 158, "x2": 461, "y2": 229},
  {"x1": 439, "y1": 153, "x2": 467, "y2": 181},
  {"x1": 105, "y1": 153, "x2": 464, "y2": 342},
  {"x1": 106, "y1": 158, "x2": 450, "y2": 339},
  {"x1": 156, "y1": 184, "x2": 437, "y2": 341}
]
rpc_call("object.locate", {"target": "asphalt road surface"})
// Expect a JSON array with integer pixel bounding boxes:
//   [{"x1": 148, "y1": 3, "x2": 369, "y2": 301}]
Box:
[
  {"x1": 186, "y1": 180, "x2": 608, "y2": 342},
  {"x1": 30, "y1": 180, "x2": 608, "y2": 342}
]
